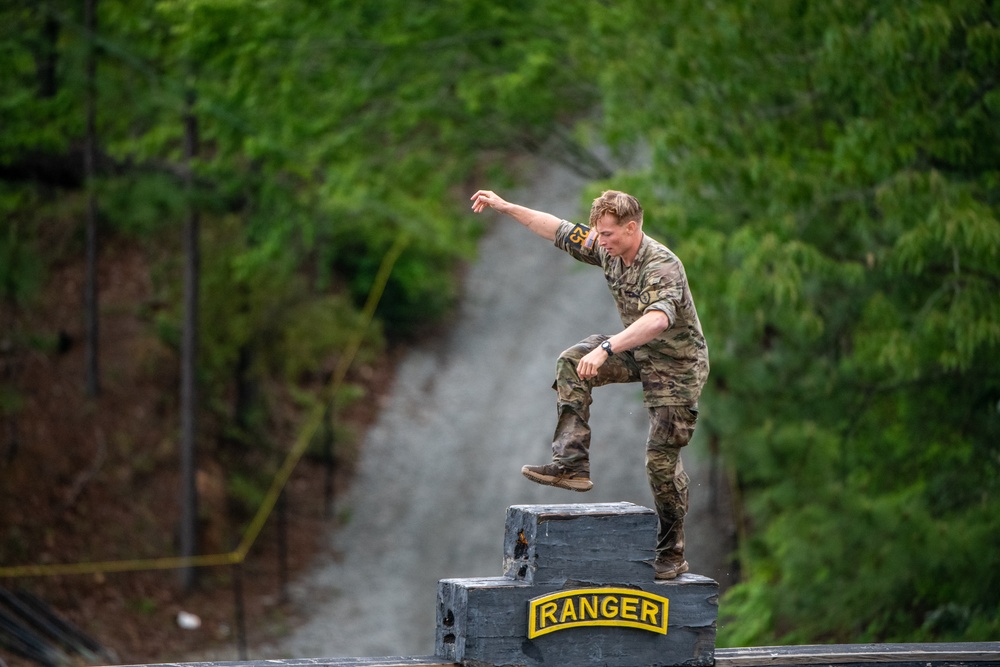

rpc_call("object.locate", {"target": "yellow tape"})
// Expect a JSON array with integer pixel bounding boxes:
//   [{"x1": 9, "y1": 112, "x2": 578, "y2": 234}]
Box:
[
  {"x1": 0, "y1": 235, "x2": 409, "y2": 580},
  {"x1": 235, "y1": 233, "x2": 409, "y2": 560}
]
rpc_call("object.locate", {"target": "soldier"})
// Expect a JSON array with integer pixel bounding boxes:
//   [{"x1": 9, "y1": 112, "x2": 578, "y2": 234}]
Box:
[{"x1": 470, "y1": 188, "x2": 710, "y2": 580}]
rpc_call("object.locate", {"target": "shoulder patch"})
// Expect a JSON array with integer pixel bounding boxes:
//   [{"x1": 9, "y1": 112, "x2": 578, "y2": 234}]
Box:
[{"x1": 566, "y1": 224, "x2": 595, "y2": 250}]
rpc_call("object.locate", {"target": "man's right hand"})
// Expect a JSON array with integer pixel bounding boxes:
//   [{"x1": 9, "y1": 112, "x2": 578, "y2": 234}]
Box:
[{"x1": 470, "y1": 190, "x2": 509, "y2": 214}]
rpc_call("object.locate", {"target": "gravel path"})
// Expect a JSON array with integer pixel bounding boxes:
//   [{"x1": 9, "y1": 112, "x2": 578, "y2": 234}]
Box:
[{"x1": 260, "y1": 159, "x2": 735, "y2": 659}]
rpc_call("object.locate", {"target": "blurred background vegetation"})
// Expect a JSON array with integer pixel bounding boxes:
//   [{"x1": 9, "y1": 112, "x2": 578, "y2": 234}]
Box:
[{"x1": 1, "y1": 0, "x2": 998, "y2": 652}]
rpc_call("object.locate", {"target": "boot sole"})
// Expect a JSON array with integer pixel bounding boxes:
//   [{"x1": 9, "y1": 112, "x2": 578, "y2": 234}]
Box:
[
  {"x1": 521, "y1": 469, "x2": 593, "y2": 492},
  {"x1": 653, "y1": 560, "x2": 690, "y2": 580}
]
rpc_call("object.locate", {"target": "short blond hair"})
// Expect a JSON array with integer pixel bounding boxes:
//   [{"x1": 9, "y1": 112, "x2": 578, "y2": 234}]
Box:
[{"x1": 589, "y1": 190, "x2": 643, "y2": 227}]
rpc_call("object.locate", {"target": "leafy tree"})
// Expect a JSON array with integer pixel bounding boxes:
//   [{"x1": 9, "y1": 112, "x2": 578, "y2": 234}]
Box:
[
  {"x1": 84, "y1": 0, "x2": 100, "y2": 398},
  {"x1": 580, "y1": 0, "x2": 1000, "y2": 644},
  {"x1": 0, "y1": 0, "x2": 600, "y2": 586},
  {"x1": 9, "y1": 0, "x2": 996, "y2": 646}
]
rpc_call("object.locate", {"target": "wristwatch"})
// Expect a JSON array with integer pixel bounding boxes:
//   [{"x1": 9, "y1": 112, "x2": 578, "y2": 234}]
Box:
[{"x1": 600, "y1": 340, "x2": 614, "y2": 357}]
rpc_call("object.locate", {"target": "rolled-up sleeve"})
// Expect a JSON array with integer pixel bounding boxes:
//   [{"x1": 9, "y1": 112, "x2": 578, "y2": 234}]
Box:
[
  {"x1": 640, "y1": 271, "x2": 681, "y2": 328},
  {"x1": 554, "y1": 220, "x2": 601, "y2": 266}
]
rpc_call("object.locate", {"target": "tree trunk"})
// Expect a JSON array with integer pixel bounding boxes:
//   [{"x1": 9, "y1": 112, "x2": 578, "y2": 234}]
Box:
[
  {"x1": 84, "y1": 0, "x2": 100, "y2": 398},
  {"x1": 36, "y1": 11, "x2": 60, "y2": 99},
  {"x1": 179, "y1": 90, "x2": 200, "y2": 593}
]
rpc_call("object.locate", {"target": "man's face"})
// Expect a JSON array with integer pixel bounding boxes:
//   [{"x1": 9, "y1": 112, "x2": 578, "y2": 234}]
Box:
[{"x1": 594, "y1": 212, "x2": 636, "y2": 258}]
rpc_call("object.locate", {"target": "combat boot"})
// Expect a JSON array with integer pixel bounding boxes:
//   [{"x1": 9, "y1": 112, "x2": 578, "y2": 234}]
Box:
[
  {"x1": 652, "y1": 558, "x2": 689, "y2": 580},
  {"x1": 521, "y1": 463, "x2": 593, "y2": 492}
]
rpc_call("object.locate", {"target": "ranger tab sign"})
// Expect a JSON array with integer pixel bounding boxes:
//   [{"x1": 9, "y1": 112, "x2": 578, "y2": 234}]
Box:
[{"x1": 527, "y1": 587, "x2": 669, "y2": 639}]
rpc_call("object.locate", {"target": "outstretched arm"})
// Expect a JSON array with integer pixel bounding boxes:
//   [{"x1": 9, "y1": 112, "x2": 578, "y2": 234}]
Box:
[{"x1": 470, "y1": 190, "x2": 562, "y2": 242}]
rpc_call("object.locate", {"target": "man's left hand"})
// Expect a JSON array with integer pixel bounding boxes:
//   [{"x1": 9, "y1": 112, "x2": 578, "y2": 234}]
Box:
[{"x1": 577, "y1": 347, "x2": 608, "y2": 380}]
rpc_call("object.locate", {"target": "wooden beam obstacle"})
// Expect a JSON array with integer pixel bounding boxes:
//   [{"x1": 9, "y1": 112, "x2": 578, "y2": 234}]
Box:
[{"x1": 436, "y1": 502, "x2": 717, "y2": 666}]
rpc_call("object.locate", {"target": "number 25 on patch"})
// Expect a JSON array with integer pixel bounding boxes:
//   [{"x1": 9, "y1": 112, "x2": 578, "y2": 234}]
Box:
[{"x1": 568, "y1": 225, "x2": 595, "y2": 249}]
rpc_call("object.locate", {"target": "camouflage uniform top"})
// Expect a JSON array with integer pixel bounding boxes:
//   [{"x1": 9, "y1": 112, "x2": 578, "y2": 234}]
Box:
[{"x1": 554, "y1": 219, "x2": 710, "y2": 407}]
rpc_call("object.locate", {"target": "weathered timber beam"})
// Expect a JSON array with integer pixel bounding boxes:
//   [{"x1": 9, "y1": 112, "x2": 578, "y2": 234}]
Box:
[
  {"x1": 715, "y1": 641, "x2": 1000, "y2": 666},
  {"x1": 113, "y1": 657, "x2": 456, "y2": 667}
]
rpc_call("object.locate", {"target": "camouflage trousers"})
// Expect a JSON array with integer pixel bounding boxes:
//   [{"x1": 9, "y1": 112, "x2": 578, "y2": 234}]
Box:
[{"x1": 551, "y1": 334, "x2": 698, "y2": 563}]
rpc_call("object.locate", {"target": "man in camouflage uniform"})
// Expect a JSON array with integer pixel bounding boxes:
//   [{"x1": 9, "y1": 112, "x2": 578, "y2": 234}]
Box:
[{"x1": 471, "y1": 188, "x2": 709, "y2": 580}]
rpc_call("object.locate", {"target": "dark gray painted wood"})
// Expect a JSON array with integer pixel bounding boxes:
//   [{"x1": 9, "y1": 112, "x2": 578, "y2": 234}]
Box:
[
  {"x1": 115, "y1": 659, "x2": 456, "y2": 667},
  {"x1": 119, "y1": 643, "x2": 1000, "y2": 667},
  {"x1": 436, "y1": 575, "x2": 717, "y2": 667},
  {"x1": 114, "y1": 642, "x2": 1000, "y2": 667},
  {"x1": 502, "y1": 503, "x2": 657, "y2": 585},
  {"x1": 714, "y1": 642, "x2": 1000, "y2": 666},
  {"x1": 437, "y1": 502, "x2": 719, "y2": 666}
]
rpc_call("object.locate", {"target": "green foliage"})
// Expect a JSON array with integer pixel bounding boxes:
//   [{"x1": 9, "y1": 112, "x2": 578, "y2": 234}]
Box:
[
  {"x1": 582, "y1": 0, "x2": 1000, "y2": 645},
  {"x1": 1, "y1": 5, "x2": 577, "y2": 373},
  {"x1": 226, "y1": 469, "x2": 268, "y2": 516},
  {"x1": 0, "y1": 216, "x2": 43, "y2": 308},
  {"x1": 279, "y1": 295, "x2": 384, "y2": 382},
  {"x1": 0, "y1": 2, "x2": 83, "y2": 161},
  {"x1": 99, "y1": 173, "x2": 186, "y2": 237},
  {"x1": 6, "y1": 0, "x2": 998, "y2": 647}
]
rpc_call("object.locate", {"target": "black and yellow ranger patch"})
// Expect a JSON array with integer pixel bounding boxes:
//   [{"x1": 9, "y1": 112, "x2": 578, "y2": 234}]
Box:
[{"x1": 527, "y1": 587, "x2": 669, "y2": 639}]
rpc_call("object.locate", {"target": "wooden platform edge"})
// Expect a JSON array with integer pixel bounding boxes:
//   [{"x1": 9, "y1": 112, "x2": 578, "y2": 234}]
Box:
[
  {"x1": 108, "y1": 657, "x2": 457, "y2": 667},
  {"x1": 113, "y1": 642, "x2": 1000, "y2": 667},
  {"x1": 715, "y1": 642, "x2": 1000, "y2": 666}
]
